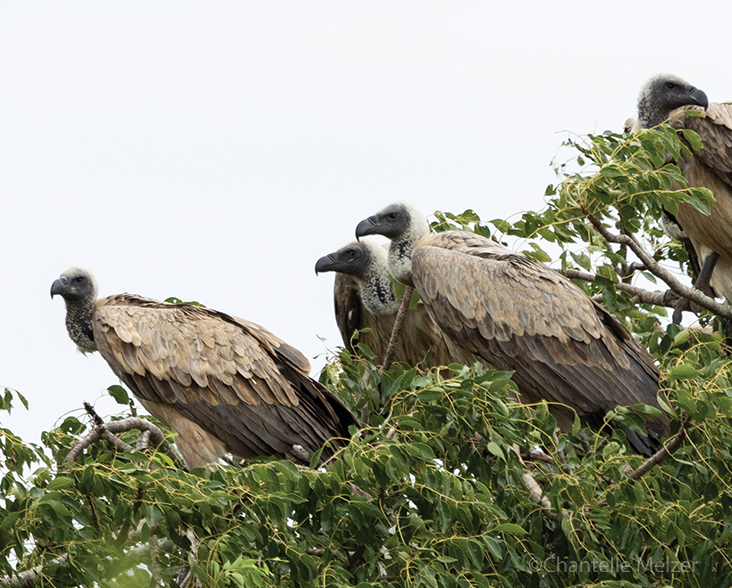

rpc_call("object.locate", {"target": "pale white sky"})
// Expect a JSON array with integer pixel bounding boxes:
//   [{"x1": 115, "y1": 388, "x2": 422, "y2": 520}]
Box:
[{"x1": 2, "y1": 2, "x2": 730, "y2": 445}]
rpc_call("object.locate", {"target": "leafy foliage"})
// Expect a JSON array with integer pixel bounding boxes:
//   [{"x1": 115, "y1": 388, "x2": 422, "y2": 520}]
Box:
[{"x1": 3, "y1": 124, "x2": 732, "y2": 586}]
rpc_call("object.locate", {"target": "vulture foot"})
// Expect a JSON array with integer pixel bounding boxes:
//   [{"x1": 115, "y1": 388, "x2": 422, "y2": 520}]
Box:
[
  {"x1": 672, "y1": 298, "x2": 691, "y2": 325},
  {"x1": 694, "y1": 251, "x2": 720, "y2": 298}
]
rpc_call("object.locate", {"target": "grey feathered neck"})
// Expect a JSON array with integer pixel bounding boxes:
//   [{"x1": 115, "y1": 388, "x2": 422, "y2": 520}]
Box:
[{"x1": 64, "y1": 299, "x2": 97, "y2": 353}]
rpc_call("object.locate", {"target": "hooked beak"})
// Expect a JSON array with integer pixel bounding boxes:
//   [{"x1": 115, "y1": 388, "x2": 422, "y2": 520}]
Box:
[
  {"x1": 685, "y1": 84, "x2": 709, "y2": 109},
  {"x1": 355, "y1": 215, "x2": 380, "y2": 240},
  {"x1": 50, "y1": 276, "x2": 69, "y2": 299},
  {"x1": 314, "y1": 253, "x2": 338, "y2": 275}
]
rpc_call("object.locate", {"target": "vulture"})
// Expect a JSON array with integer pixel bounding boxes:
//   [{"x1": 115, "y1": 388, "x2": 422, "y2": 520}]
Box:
[
  {"x1": 636, "y1": 73, "x2": 732, "y2": 300},
  {"x1": 356, "y1": 203, "x2": 669, "y2": 455},
  {"x1": 51, "y1": 268, "x2": 358, "y2": 468},
  {"x1": 314, "y1": 239, "x2": 461, "y2": 368}
]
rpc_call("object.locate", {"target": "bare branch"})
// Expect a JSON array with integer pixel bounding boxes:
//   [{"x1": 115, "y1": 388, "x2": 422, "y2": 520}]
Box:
[
  {"x1": 382, "y1": 286, "x2": 413, "y2": 372},
  {"x1": 65, "y1": 409, "x2": 184, "y2": 468},
  {"x1": 587, "y1": 214, "x2": 732, "y2": 318},
  {"x1": 100, "y1": 429, "x2": 134, "y2": 453},
  {"x1": 105, "y1": 418, "x2": 184, "y2": 467},
  {"x1": 596, "y1": 417, "x2": 692, "y2": 508},
  {"x1": 177, "y1": 530, "x2": 202, "y2": 588},
  {"x1": 64, "y1": 428, "x2": 102, "y2": 463},
  {"x1": 626, "y1": 417, "x2": 691, "y2": 483},
  {"x1": 136, "y1": 429, "x2": 151, "y2": 450},
  {"x1": 509, "y1": 444, "x2": 567, "y2": 520},
  {"x1": 563, "y1": 268, "x2": 680, "y2": 308}
]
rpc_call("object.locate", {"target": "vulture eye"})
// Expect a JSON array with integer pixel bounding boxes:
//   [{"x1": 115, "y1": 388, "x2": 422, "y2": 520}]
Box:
[
  {"x1": 388, "y1": 212, "x2": 398, "y2": 220},
  {"x1": 666, "y1": 82, "x2": 676, "y2": 90},
  {"x1": 75, "y1": 276, "x2": 85, "y2": 283},
  {"x1": 346, "y1": 249, "x2": 358, "y2": 258}
]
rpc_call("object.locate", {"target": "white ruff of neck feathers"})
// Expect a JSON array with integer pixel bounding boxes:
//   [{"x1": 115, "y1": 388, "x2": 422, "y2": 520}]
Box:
[{"x1": 388, "y1": 205, "x2": 429, "y2": 286}]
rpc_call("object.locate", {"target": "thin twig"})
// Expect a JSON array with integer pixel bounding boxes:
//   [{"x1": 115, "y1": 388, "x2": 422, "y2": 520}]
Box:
[
  {"x1": 176, "y1": 530, "x2": 202, "y2": 588},
  {"x1": 381, "y1": 286, "x2": 413, "y2": 372},
  {"x1": 596, "y1": 417, "x2": 692, "y2": 508},
  {"x1": 626, "y1": 417, "x2": 691, "y2": 482},
  {"x1": 563, "y1": 268, "x2": 680, "y2": 307},
  {"x1": 587, "y1": 214, "x2": 732, "y2": 318}
]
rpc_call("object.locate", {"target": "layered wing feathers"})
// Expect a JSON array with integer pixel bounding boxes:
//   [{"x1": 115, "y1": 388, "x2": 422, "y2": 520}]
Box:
[
  {"x1": 412, "y1": 232, "x2": 667, "y2": 444},
  {"x1": 92, "y1": 294, "x2": 356, "y2": 465}
]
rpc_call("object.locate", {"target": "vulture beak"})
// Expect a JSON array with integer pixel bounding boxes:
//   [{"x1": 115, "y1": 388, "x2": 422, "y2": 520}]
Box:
[
  {"x1": 685, "y1": 84, "x2": 709, "y2": 109},
  {"x1": 355, "y1": 215, "x2": 380, "y2": 240},
  {"x1": 50, "y1": 276, "x2": 69, "y2": 299},
  {"x1": 314, "y1": 253, "x2": 338, "y2": 275}
]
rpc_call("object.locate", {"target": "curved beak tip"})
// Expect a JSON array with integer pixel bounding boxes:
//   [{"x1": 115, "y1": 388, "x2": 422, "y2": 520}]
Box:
[
  {"x1": 686, "y1": 84, "x2": 709, "y2": 109},
  {"x1": 50, "y1": 277, "x2": 67, "y2": 299},
  {"x1": 355, "y1": 216, "x2": 377, "y2": 240},
  {"x1": 314, "y1": 254, "x2": 335, "y2": 275}
]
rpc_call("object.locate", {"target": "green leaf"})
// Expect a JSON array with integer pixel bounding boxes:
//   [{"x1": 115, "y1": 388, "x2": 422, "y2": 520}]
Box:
[
  {"x1": 107, "y1": 385, "x2": 130, "y2": 405},
  {"x1": 668, "y1": 364, "x2": 700, "y2": 380},
  {"x1": 486, "y1": 442, "x2": 505, "y2": 461},
  {"x1": 681, "y1": 129, "x2": 703, "y2": 151},
  {"x1": 492, "y1": 523, "x2": 527, "y2": 536}
]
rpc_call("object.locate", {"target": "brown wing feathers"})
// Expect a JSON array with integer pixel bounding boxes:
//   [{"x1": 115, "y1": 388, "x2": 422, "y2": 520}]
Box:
[
  {"x1": 93, "y1": 294, "x2": 357, "y2": 466},
  {"x1": 412, "y1": 234, "x2": 668, "y2": 452}
]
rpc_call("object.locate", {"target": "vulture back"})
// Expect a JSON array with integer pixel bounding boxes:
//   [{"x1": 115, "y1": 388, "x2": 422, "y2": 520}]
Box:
[
  {"x1": 92, "y1": 294, "x2": 358, "y2": 467},
  {"x1": 411, "y1": 231, "x2": 668, "y2": 453}
]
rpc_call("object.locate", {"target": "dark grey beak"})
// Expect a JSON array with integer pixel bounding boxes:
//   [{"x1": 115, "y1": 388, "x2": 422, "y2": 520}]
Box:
[
  {"x1": 685, "y1": 84, "x2": 709, "y2": 109},
  {"x1": 315, "y1": 253, "x2": 337, "y2": 275},
  {"x1": 355, "y1": 215, "x2": 379, "y2": 240},
  {"x1": 50, "y1": 276, "x2": 69, "y2": 299}
]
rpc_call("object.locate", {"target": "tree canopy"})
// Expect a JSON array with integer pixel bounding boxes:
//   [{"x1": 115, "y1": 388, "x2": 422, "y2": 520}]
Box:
[{"x1": 2, "y1": 122, "x2": 732, "y2": 587}]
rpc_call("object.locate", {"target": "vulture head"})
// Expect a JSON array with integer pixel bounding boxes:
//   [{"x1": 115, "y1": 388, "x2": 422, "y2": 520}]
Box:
[
  {"x1": 51, "y1": 267, "x2": 99, "y2": 353},
  {"x1": 315, "y1": 240, "x2": 398, "y2": 316},
  {"x1": 637, "y1": 74, "x2": 709, "y2": 128},
  {"x1": 315, "y1": 240, "x2": 382, "y2": 279},
  {"x1": 355, "y1": 202, "x2": 429, "y2": 285}
]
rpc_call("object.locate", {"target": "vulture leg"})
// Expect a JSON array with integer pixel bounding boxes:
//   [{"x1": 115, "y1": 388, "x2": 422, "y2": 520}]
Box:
[
  {"x1": 672, "y1": 298, "x2": 691, "y2": 325},
  {"x1": 694, "y1": 251, "x2": 720, "y2": 298},
  {"x1": 672, "y1": 251, "x2": 720, "y2": 324}
]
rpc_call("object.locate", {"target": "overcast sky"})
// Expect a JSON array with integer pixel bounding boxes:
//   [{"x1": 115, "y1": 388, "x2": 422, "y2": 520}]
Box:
[{"x1": 2, "y1": 2, "x2": 730, "y2": 446}]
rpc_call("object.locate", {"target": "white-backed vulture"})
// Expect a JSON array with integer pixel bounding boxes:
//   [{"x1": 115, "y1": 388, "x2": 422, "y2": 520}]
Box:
[
  {"x1": 356, "y1": 203, "x2": 669, "y2": 455},
  {"x1": 635, "y1": 74, "x2": 732, "y2": 299},
  {"x1": 51, "y1": 268, "x2": 358, "y2": 468},
  {"x1": 315, "y1": 239, "x2": 461, "y2": 368}
]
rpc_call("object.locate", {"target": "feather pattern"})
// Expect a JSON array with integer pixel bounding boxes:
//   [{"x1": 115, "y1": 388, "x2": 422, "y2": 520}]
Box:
[
  {"x1": 668, "y1": 103, "x2": 732, "y2": 293},
  {"x1": 411, "y1": 232, "x2": 668, "y2": 451},
  {"x1": 87, "y1": 294, "x2": 358, "y2": 467}
]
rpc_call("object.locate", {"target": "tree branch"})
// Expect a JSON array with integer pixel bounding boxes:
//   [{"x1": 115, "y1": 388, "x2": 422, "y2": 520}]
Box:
[
  {"x1": 595, "y1": 417, "x2": 692, "y2": 508},
  {"x1": 509, "y1": 445, "x2": 567, "y2": 520},
  {"x1": 587, "y1": 214, "x2": 732, "y2": 318},
  {"x1": 0, "y1": 556, "x2": 67, "y2": 588},
  {"x1": 64, "y1": 406, "x2": 184, "y2": 468},
  {"x1": 625, "y1": 416, "x2": 691, "y2": 483},
  {"x1": 382, "y1": 286, "x2": 413, "y2": 372},
  {"x1": 563, "y1": 268, "x2": 680, "y2": 308}
]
